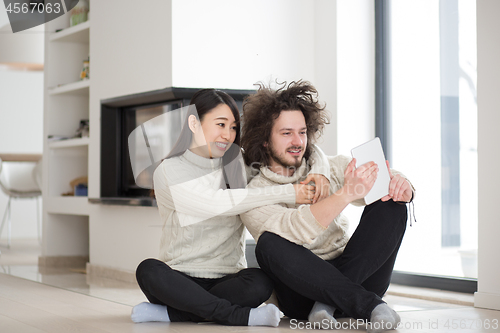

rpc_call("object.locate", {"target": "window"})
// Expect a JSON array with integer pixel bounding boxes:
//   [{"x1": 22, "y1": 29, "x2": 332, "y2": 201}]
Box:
[{"x1": 377, "y1": 0, "x2": 477, "y2": 278}]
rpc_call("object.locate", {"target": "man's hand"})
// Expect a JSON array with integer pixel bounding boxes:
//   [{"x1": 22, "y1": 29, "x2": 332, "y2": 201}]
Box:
[
  {"x1": 309, "y1": 158, "x2": 377, "y2": 228},
  {"x1": 341, "y1": 158, "x2": 378, "y2": 202},
  {"x1": 381, "y1": 161, "x2": 413, "y2": 203},
  {"x1": 293, "y1": 184, "x2": 316, "y2": 204},
  {"x1": 301, "y1": 174, "x2": 330, "y2": 204}
]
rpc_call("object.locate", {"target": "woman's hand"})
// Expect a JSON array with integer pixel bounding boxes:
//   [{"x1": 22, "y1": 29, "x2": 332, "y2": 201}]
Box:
[
  {"x1": 341, "y1": 158, "x2": 378, "y2": 202},
  {"x1": 381, "y1": 161, "x2": 413, "y2": 202},
  {"x1": 301, "y1": 174, "x2": 330, "y2": 204},
  {"x1": 293, "y1": 184, "x2": 316, "y2": 204}
]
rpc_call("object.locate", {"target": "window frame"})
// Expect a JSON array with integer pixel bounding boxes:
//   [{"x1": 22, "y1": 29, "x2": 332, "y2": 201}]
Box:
[{"x1": 374, "y1": 0, "x2": 477, "y2": 293}]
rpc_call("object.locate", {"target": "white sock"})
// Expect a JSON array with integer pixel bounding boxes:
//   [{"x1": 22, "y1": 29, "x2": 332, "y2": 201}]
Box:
[
  {"x1": 248, "y1": 304, "x2": 281, "y2": 327},
  {"x1": 367, "y1": 303, "x2": 401, "y2": 333},
  {"x1": 131, "y1": 302, "x2": 171, "y2": 323},
  {"x1": 308, "y1": 301, "x2": 337, "y2": 329}
]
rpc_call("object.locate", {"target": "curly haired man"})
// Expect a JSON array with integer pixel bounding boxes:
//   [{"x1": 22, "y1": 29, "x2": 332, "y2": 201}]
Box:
[{"x1": 240, "y1": 80, "x2": 415, "y2": 333}]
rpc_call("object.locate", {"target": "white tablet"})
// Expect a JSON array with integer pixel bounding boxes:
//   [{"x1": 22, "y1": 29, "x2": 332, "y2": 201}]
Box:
[{"x1": 350, "y1": 137, "x2": 391, "y2": 205}]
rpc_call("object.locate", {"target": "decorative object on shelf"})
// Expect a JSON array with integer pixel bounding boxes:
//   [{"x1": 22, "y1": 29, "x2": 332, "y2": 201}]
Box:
[
  {"x1": 48, "y1": 119, "x2": 89, "y2": 142},
  {"x1": 75, "y1": 184, "x2": 88, "y2": 196},
  {"x1": 62, "y1": 176, "x2": 88, "y2": 196},
  {"x1": 75, "y1": 119, "x2": 89, "y2": 138},
  {"x1": 70, "y1": 0, "x2": 89, "y2": 27},
  {"x1": 80, "y1": 57, "x2": 89, "y2": 80},
  {"x1": 47, "y1": 135, "x2": 71, "y2": 141}
]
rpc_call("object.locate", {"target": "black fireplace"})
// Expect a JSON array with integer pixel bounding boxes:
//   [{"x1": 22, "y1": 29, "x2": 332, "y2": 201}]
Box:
[{"x1": 94, "y1": 87, "x2": 254, "y2": 206}]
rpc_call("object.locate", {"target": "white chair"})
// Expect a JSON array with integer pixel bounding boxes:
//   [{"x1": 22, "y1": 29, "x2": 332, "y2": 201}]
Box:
[{"x1": 0, "y1": 157, "x2": 42, "y2": 248}]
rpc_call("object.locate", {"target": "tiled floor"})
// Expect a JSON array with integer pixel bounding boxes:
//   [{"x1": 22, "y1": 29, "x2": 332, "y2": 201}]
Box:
[{"x1": 1, "y1": 239, "x2": 499, "y2": 332}]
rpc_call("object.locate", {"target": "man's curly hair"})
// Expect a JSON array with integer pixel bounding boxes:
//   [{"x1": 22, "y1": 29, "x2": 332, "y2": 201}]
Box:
[{"x1": 241, "y1": 80, "x2": 330, "y2": 167}]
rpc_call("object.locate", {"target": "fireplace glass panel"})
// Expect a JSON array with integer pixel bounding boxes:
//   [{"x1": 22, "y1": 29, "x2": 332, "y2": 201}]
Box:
[{"x1": 122, "y1": 101, "x2": 183, "y2": 197}]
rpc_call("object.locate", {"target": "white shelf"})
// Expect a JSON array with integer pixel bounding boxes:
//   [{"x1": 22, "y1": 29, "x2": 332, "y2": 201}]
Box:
[
  {"x1": 50, "y1": 21, "x2": 90, "y2": 43},
  {"x1": 48, "y1": 80, "x2": 90, "y2": 96},
  {"x1": 42, "y1": 14, "x2": 91, "y2": 258},
  {"x1": 48, "y1": 137, "x2": 90, "y2": 149},
  {"x1": 46, "y1": 196, "x2": 89, "y2": 215}
]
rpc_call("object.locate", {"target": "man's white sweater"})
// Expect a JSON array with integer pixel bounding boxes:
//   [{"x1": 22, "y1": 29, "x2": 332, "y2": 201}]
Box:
[{"x1": 241, "y1": 155, "x2": 413, "y2": 261}]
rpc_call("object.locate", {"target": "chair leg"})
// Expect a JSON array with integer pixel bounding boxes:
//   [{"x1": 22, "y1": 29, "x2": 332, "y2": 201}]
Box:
[
  {"x1": 36, "y1": 196, "x2": 41, "y2": 245},
  {"x1": 0, "y1": 196, "x2": 12, "y2": 248},
  {"x1": 7, "y1": 198, "x2": 11, "y2": 249}
]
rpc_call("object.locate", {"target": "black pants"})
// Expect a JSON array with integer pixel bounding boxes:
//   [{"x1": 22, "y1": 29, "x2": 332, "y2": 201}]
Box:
[
  {"x1": 135, "y1": 258, "x2": 273, "y2": 326},
  {"x1": 255, "y1": 199, "x2": 407, "y2": 320}
]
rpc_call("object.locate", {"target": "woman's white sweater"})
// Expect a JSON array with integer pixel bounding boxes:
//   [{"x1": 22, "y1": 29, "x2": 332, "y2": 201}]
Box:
[{"x1": 153, "y1": 149, "x2": 296, "y2": 278}]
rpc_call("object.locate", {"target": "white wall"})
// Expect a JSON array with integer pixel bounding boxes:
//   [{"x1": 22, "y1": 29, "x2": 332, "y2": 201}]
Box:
[
  {"x1": 475, "y1": 0, "x2": 500, "y2": 310},
  {"x1": 336, "y1": 0, "x2": 375, "y2": 156},
  {"x1": 0, "y1": 6, "x2": 7, "y2": 28},
  {"x1": 314, "y1": 0, "x2": 337, "y2": 156},
  {"x1": 0, "y1": 71, "x2": 43, "y2": 153},
  {"x1": 0, "y1": 70, "x2": 44, "y2": 240},
  {"x1": 172, "y1": 0, "x2": 338, "y2": 155},
  {"x1": 172, "y1": 0, "x2": 315, "y2": 90}
]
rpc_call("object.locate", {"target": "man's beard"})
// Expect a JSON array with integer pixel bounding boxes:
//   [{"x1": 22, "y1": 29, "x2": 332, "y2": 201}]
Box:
[{"x1": 268, "y1": 142, "x2": 304, "y2": 169}]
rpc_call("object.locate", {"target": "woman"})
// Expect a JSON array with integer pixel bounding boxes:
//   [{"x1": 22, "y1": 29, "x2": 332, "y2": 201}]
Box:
[{"x1": 132, "y1": 89, "x2": 329, "y2": 327}]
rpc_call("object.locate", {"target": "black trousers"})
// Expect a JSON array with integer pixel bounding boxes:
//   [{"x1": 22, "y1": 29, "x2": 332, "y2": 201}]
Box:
[
  {"x1": 255, "y1": 199, "x2": 408, "y2": 320},
  {"x1": 135, "y1": 258, "x2": 273, "y2": 326}
]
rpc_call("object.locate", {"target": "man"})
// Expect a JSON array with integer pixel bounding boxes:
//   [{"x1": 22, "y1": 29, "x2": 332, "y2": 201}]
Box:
[{"x1": 240, "y1": 81, "x2": 414, "y2": 333}]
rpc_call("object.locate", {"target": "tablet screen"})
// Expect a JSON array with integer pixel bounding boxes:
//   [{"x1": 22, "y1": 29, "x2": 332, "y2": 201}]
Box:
[{"x1": 351, "y1": 137, "x2": 391, "y2": 205}]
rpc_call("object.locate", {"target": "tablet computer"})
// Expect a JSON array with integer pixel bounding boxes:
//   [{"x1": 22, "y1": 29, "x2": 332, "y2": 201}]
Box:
[{"x1": 351, "y1": 137, "x2": 391, "y2": 205}]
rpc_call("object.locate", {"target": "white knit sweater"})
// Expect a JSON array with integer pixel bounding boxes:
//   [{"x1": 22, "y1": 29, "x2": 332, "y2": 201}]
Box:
[
  {"x1": 153, "y1": 149, "x2": 297, "y2": 278},
  {"x1": 241, "y1": 155, "x2": 413, "y2": 261}
]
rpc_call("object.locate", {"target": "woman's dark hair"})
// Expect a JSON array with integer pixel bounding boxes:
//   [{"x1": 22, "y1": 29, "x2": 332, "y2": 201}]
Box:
[
  {"x1": 166, "y1": 89, "x2": 241, "y2": 159},
  {"x1": 156, "y1": 88, "x2": 245, "y2": 192},
  {"x1": 241, "y1": 80, "x2": 330, "y2": 167}
]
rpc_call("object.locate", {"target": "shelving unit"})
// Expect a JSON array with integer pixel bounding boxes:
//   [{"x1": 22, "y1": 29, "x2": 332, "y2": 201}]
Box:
[
  {"x1": 42, "y1": 14, "x2": 91, "y2": 264},
  {"x1": 48, "y1": 137, "x2": 90, "y2": 149},
  {"x1": 49, "y1": 20, "x2": 90, "y2": 43},
  {"x1": 45, "y1": 196, "x2": 89, "y2": 216},
  {"x1": 48, "y1": 79, "x2": 90, "y2": 96},
  {"x1": 44, "y1": 17, "x2": 90, "y2": 197}
]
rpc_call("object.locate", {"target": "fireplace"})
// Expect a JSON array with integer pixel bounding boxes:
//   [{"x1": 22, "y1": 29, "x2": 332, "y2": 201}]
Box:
[{"x1": 94, "y1": 87, "x2": 254, "y2": 206}]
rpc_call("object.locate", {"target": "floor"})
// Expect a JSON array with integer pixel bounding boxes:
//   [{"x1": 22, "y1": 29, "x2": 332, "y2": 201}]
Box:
[{"x1": 0, "y1": 239, "x2": 499, "y2": 333}]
